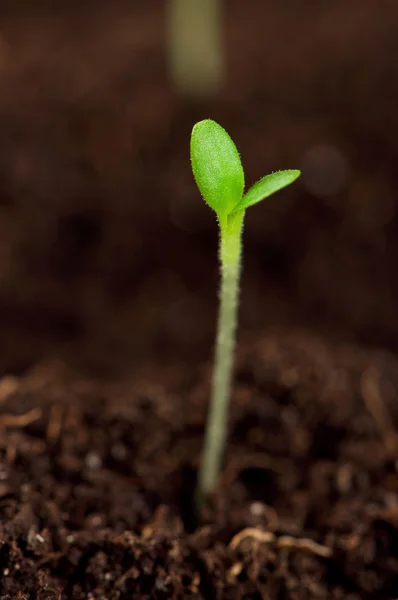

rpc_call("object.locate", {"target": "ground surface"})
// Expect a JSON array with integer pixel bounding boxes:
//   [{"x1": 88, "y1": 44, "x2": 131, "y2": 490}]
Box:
[{"x1": 1, "y1": 330, "x2": 398, "y2": 599}]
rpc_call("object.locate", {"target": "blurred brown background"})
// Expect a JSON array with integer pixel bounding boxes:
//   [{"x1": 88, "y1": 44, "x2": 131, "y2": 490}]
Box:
[{"x1": 1, "y1": 0, "x2": 398, "y2": 376}]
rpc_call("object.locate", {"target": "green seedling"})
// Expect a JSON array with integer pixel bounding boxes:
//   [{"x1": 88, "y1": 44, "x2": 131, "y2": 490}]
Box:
[{"x1": 191, "y1": 119, "x2": 300, "y2": 507}]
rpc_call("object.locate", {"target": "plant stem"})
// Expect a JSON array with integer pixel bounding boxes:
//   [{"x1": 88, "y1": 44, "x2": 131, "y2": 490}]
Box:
[
  {"x1": 167, "y1": 0, "x2": 223, "y2": 96},
  {"x1": 197, "y1": 210, "x2": 244, "y2": 506}
]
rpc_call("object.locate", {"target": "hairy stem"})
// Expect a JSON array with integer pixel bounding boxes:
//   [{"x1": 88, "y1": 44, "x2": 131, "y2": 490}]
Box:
[{"x1": 197, "y1": 210, "x2": 244, "y2": 506}]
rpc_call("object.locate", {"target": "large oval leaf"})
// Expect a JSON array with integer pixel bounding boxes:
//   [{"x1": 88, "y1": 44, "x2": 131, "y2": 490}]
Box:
[{"x1": 190, "y1": 120, "x2": 244, "y2": 220}]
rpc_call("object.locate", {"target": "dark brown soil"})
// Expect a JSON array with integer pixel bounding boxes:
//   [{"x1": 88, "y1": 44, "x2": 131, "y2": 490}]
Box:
[
  {"x1": 1, "y1": 0, "x2": 398, "y2": 378},
  {"x1": 1, "y1": 330, "x2": 398, "y2": 599}
]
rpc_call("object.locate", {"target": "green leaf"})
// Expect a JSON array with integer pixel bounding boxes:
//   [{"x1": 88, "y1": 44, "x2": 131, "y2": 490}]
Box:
[
  {"x1": 190, "y1": 119, "x2": 244, "y2": 220},
  {"x1": 234, "y1": 170, "x2": 301, "y2": 212}
]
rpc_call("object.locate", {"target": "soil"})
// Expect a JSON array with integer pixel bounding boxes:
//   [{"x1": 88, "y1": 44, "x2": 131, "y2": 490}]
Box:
[
  {"x1": 1, "y1": 1, "x2": 398, "y2": 598},
  {"x1": 1, "y1": 331, "x2": 398, "y2": 599}
]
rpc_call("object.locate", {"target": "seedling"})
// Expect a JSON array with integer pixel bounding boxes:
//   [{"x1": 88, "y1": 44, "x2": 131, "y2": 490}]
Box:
[{"x1": 190, "y1": 119, "x2": 300, "y2": 506}]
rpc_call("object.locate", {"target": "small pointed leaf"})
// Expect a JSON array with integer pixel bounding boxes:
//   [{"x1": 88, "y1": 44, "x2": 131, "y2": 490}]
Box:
[
  {"x1": 190, "y1": 120, "x2": 244, "y2": 219},
  {"x1": 234, "y1": 170, "x2": 300, "y2": 212}
]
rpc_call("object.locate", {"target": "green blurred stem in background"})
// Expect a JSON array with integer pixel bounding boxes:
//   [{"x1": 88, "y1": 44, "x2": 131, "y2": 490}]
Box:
[{"x1": 167, "y1": 0, "x2": 223, "y2": 96}]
